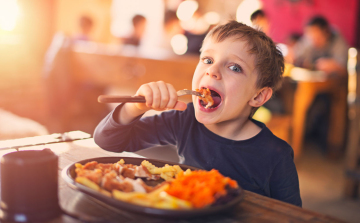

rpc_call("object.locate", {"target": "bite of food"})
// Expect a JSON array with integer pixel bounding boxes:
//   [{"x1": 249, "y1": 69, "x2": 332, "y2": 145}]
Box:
[{"x1": 196, "y1": 88, "x2": 222, "y2": 109}]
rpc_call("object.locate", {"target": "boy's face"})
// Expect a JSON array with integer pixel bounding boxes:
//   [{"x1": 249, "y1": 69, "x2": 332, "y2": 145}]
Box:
[{"x1": 192, "y1": 36, "x2": 260, "y2": 125}]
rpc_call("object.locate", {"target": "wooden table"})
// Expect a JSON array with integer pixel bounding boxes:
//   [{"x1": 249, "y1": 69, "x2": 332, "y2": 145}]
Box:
[{"x1": 0, "y1": 135, "x2": 345, "y2": 223}]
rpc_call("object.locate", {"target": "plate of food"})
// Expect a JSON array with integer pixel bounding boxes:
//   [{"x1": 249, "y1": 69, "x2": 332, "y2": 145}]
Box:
[{"x1": 61, "y1": 157, "x2": 244, "y2": 218}]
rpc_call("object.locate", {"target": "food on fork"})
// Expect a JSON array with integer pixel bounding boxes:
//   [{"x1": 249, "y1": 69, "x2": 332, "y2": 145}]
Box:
[
  {"x1": 74, "y1": 159, "x2": 240, "y2": 210},
  {"x1": 196, "y1": 88, "x2": 214, "y2": 109},
  {"x1": 196, "y1": 88, "x2": 222, "y2": 109}
]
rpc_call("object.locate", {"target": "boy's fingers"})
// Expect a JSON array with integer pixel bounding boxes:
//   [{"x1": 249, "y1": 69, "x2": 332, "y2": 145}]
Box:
[
  {"x1": 157, "y1": 81, "x2": 170, "y2": 109},
  {"x1": 138, "y1": 84, "x2": 153, "y2": 108},
  {"x1": 173, "y1": 101, "x2": 187, "y2": 111},
  {"x1": 138, "y1": 82, "x2": 184, "y2": 111},
  {"x1": 148, "y1": 82, "x2": 161, "y2": 109},
  {"x1": 166, "y1": 83, "x2": 178, "y2": 109}
]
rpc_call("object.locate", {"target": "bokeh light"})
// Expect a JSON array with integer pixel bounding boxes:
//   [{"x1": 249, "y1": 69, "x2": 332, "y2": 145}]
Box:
[
  {"x1": 236, "y1": 0, "x2": 262, "y2": 26},
  {"x1": 349, "y1": 47, "x2": 357, "y2": 58},
  {"x1": 0, "y1": 0, "x2": 20, "y2": 31},
  {"x1": 171, "y1": 34, "x2": 188, "y2": 55},
  {"x1": 204, "y1": 12, "x2": 220, "y2": 25},
  {"x1": 176, "y1": 0, "x2": 198, "y2": 21}
]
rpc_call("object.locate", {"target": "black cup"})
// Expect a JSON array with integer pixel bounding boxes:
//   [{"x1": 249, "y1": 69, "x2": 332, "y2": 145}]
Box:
[{"x1": 0, "y1": 149, "x2": 62, "y2": 222}]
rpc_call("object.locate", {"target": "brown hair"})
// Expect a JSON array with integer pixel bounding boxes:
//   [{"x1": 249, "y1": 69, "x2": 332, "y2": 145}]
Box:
[{"x1": 203, "y1": 20, "x2": 284, "y2": 116}]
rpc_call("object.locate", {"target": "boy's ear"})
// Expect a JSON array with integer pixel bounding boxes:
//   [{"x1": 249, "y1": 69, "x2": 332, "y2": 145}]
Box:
[{"x1": 248, "y1": 87, "x2": 273, "y2": 108}]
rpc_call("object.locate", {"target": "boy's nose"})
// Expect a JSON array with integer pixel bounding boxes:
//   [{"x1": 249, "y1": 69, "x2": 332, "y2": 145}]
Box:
[{"x1": 206, "y1": 71, "x2": 221, "y2": 80}]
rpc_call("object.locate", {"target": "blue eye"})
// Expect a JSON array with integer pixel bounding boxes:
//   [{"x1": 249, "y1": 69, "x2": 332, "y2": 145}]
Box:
[
  {"x1": 229, "y1": 64, "x2": 242, "y2": 73},
  {"x1": 202, "y1": 58, "x2": 213, "y2": 64}
]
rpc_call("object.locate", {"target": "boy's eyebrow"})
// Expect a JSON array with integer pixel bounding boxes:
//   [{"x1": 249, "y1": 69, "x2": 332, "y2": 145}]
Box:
[{"x1": 231, "y1": 54, "x2": 252, "y2": 71}]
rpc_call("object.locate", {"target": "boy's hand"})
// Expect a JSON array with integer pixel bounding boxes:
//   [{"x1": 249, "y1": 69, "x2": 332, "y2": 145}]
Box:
[
  {"x1": 135, "y1": 81, "x2": 187, "y2": 111},
  {"x1": 118, "y1": 81, "x2": 187, "y2": 125}
]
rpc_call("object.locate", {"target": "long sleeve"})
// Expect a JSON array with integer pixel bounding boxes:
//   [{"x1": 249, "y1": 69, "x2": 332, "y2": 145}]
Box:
[
  {"x1": 269, "y1": 152, "x2": 302, "y2": 207},
  {"x1": 93, "y1": 104, "x2": 179, "y2": 153}
]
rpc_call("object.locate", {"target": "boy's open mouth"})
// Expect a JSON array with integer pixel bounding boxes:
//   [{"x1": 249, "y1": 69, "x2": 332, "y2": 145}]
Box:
[{"x1": 199, "y1": 88, "x2": 222, "y2": 109}]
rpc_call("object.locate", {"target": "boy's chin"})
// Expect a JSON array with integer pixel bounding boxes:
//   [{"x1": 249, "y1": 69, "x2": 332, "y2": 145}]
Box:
[{"x1": 194, "y1": 111, "x2": 218, "y2": 125}]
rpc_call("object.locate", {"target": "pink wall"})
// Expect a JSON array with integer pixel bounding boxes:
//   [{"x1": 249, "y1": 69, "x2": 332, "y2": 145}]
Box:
[{"x1": 262, "y1": 0, "x2": 358, "y2": 46}]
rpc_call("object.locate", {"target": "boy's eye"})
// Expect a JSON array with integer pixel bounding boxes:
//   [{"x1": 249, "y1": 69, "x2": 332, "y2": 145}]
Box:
[
  {"x1": 229, "y1": 64, "x2": 242, "y2": 73},
  {"x1": 202, "y1": 58, "x2": 213, "y2": 64}
]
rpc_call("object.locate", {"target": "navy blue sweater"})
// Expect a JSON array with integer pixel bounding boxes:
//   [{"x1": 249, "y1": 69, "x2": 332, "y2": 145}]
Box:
[{"x1": 94, "y1": 103, "x2": 302, "y2": 207}]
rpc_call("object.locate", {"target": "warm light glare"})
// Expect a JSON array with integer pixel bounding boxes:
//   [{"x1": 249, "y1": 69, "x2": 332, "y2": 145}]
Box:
[
  {"x1": 204, "y1": 12, "x2": 220, "y2": 25},
  {"x1": 0, "y1": 134, "x2": 61, "y2": 150},
  {"x1": 73, "y1": 138, "x2": 100, "y2": 148},
  {"x1": 73, "y1": 41, "x2": 99, "y2": 53},
  {"x1": 176, "y1": 0, "x2": 198, "y2": 21},
  {"x1": 348, "y1": 48, "x2": 358, "y2": 73},
  {"x1": 0, "y1": 0, "x2": 20, "y2": 31},
  {"x1": 19, "y1": 144, "x2": 71, "y2": 155},
  {"x1": 347, "y1": 47, "x2": 357, "y2": 104},
  {"x1": 236, "y1": 0, "x2": 262, "y2": 26},
  {"x1": 349, "y1": 47, "x2": 357, "y2": 58},
  {"x1": 171, "y1": 34, "x2": 188, "y2": 55}
]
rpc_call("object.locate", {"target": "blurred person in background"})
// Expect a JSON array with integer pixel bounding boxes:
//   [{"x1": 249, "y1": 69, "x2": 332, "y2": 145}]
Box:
[
  {"x1": 159, "y1": 8, "x2": 210, "y2": 55},
  {"x1": 250, "y1": 9, "x2": 270, "y2": 36},
  {"x1": 250, "y1": 9, "x2": 287, "y2": 115},
  {"x1": 161, "y1": 10, "x2": 184, "y2": 51},
  {"x1": 120, "y1": 14, "x2": 147, "y2": 46},
  {"x1": 293, "y1": 15, "x2": 348, "y2": 76},
  {"x1": 293, "y1": 15, "x2": 349, "y2": 154},
  {"x1": 283, "y1": 33, "x2": 302, "y2": 64},
  {"x1": 73, "y1": 15, "x2": 94, "y2": 42},
  {"x1": 184, "y1": 10, "x2": 210, "y2": 55}
]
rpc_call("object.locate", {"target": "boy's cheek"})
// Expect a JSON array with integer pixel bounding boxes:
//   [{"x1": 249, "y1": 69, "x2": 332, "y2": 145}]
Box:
[
  {"x1": 191, "y1": 75, "x2": 200, "y2": 89},
  {"x1": 191, "y1": 95, "x2": 197, "y2": 104}
]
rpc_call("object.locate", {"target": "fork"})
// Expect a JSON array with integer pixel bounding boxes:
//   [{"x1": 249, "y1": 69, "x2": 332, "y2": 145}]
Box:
[{"x1": 98, "y1": 89, "x2": 202, "y2": 103}]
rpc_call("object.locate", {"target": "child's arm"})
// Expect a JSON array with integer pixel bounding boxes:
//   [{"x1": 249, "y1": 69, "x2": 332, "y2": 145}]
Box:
[
  {"x1": 269, "y1": 153, "x2": 302, "y2": 207},
  {"x1": 93, "y1": 81, "x2": 188, "y2": 153},
  {"x1": 116, "y1": 81, "x2": 187, "y2": 125}
]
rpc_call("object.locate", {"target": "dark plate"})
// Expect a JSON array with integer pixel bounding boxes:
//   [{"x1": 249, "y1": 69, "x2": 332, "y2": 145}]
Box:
[{"x1": 61, "y1": 156, "x2": 244, "y2": 219}]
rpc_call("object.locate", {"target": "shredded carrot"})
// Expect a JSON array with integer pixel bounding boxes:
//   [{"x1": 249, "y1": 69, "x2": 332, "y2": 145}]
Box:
[{"x1": 164, "y1": 169, "x2": 238, "y2": 208}]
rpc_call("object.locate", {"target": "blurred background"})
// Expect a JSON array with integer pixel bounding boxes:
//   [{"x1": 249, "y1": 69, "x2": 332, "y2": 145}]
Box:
[{"x1": 0, "y1": 0, "x2": 360, "y2": 222}]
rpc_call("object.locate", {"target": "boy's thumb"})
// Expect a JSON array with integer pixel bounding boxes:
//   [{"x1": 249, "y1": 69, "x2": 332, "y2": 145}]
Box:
[{"x1": 174, "y1": 101, "x2": 187, "y2": 111}]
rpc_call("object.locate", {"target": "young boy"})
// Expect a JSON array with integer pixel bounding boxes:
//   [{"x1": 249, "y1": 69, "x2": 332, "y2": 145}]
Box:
[{"x1": 94, "y1": 21, "x2": 302, "y2": 207}]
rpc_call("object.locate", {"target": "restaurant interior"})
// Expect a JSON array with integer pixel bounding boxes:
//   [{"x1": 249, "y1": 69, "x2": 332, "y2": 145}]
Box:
[{"x1": 0, "y1": 0, "x2": 360, "y2": 222}]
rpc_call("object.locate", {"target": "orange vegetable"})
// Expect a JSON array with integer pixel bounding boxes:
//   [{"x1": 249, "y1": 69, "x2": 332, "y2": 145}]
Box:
[
  {"x1": 165, "y1": 169, "x2": 238, "y2": 208},
  {"x1": 196, "y1": 88, "x2": 214, "y2": 108}
]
